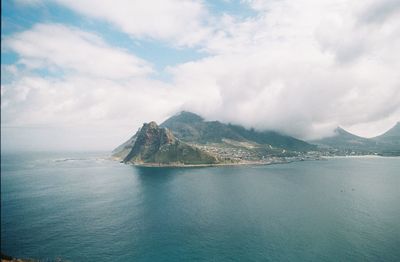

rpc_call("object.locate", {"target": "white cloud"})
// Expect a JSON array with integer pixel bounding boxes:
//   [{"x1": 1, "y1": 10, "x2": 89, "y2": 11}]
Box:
[
  {"x1": 1, "y1": 74, "x2": 181, "y2": 127},
  {"x1": 1, "y1": 74, "x2": 187, "y2": 150},
  {"x1": 1, "y1": 23, "x2": 180, "y2": 150},
  {"x1": 2, "y1": 0, "x2": 400, "y2": 150},
  {"x1": 169, "y1": 0, "x2": 400, "y2": 139},
  {"x1": 4, "y1": 24, "x2": 153, "y2": 79},
  {"x1": 51, "y1": 0, "x2": 213, "y2": 46}
]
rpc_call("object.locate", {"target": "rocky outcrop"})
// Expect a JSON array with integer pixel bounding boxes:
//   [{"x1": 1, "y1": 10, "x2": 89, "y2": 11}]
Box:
[{"x1": 114, "y1": 121, "x2": 219, "y2": 165}]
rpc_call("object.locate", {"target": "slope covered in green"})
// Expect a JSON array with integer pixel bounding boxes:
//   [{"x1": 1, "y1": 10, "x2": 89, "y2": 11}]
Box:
[
  {"x1": 311, "y1": 125, "x2": 400, "y2": 155},
  {"x1": 161, "y1": 111, "x2": 315, "y2": 151},
  {"x1": 373, "y1": 122, "x2": 400, "y2": 143},
  {"x1": 311, "y1": 127, "x2": 378, "y2": 152},
  {"x1": 113, "y1": 121, "x2": 218, "y2": 165},
  {"x1": 113, "y1": 112, "x2": 400, "y2": 164},
  {"x1": 371, "y1": 122, "x2": 400, "y2": 155}
]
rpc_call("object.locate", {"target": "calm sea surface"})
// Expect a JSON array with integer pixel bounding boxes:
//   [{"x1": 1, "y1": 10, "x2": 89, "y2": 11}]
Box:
[{"x1": 1, "y1": 152, "x2": 399, "y2": 261}]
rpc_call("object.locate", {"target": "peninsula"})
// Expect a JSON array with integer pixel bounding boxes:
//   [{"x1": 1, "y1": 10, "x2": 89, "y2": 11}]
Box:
[{"x1": 112, "y1": 112, "x2": 400, "y2": 166}]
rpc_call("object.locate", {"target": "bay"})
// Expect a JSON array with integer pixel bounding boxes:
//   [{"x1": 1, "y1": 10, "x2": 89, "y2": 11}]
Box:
[{"x1": 1, "y1": 152, "x2": 399, "y2": 261}]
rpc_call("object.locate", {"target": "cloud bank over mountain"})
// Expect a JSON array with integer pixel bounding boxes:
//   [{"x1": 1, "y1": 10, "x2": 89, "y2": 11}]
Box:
[{"x1": 2, "y1": 0, "x2": 399, "y2": 150}]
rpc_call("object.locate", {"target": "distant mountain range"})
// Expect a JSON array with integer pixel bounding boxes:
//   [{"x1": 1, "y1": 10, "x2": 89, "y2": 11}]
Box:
[
  {"x1": 311, "y1": 122, "x2": 400, "y2": 156},
  {"x1": 112, "y1": 112, "x2": 400, "y2": 166},
  {"x1": 372, "y1": 122, "x2": 400, "y2": 154},
  {"x1": 310, "y1": 127, "x2": 378, "y2": 152}
]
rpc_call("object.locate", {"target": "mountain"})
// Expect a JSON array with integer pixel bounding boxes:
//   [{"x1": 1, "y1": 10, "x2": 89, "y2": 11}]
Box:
[
  {"x1": 113, "y1": 112, "x2": 399, "y2": 166},
  {"x1": 310, "y1": 127, "x2": 379, "y2": 153},
  {"x1": 310, "y1": 124, "x2": 400, "y2": 155},
  {"x1": 160, "y1": 111, "x2": 243, "y2": 143},
  {"x1": 113, "y1": 121, "x2": 219, "y2": 165},
  {"x1": 161, "y1": 111, "x2": 315, "y2": 152},
  {"x1": 113, "y1": 111, "x2": 318, "y2": 166},
  {"x1": 371, "y1": 122, "x2": 400, "y2": 155},
  {"x1": 373, "y1": 122, "x2": 400, "y2": 143}
]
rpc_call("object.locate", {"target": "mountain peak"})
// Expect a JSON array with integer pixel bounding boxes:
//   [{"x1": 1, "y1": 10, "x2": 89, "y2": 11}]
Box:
[
  {"x1": 116, "y1": 121, "x2": 218, "y2": 165},
  {"x1": 123, "y1": 122, "x2": 175, "y2": 162},
  {"x1": 374, "y1": 121, "x2": 400, "y2": 141},
  {"x1": 161, "y1": 111, "x2": 204, "y2": 126},
  {"x1": 334, "y1": 126, "x2": 365, "y2": 139},
  {"x1": 146, "y1": 121, "x2": 159, "y2": 129},
  {"x1": 178, "y1": 111, "x2": 203, "y2": 118},
  {"x1": 148, "y1": 120, "x2": 157, "y2": 125},
  {"x1": 334, "y1": 126, "x2": 346, "y2": 133},
  {"x1": 138, "y1": 121, "x2": 175, "y2": 143},
  {"x1": 333, "y1": 126, "x2": 351, "y2": 137}
]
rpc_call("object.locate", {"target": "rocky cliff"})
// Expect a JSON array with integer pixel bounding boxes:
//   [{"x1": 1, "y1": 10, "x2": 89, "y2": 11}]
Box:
[{"x1": 114, "y1": 121, "x2": 219, "y2": 165}]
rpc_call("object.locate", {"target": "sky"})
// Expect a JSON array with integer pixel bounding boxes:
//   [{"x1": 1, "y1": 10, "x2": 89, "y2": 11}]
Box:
[{"x1": 1, "y1": 0, "x2": 400, "y2": 151}]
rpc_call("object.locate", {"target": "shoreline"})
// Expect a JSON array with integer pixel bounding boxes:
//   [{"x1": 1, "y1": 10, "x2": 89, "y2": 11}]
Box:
[
  {"x1": 115, "y1": 157, "x2": 318, "y2": 168},
  {"x1": 112, "y1": 154, "x2": 399, "y2": 168},
  {"x1": 322, "y1": 154, "x2": 400, "y2": 159}
]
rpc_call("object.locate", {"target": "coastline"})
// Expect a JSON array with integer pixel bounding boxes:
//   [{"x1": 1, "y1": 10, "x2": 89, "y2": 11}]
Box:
[
  {"x1": 323, "y1": 154, "x2": 392, "y2": 159},
  {"x1": 112, "y1": 157, "x2": 321, "y2": 168},
  {"x1": 111, "y1": 154, "x2": 399, "y2": 168}
]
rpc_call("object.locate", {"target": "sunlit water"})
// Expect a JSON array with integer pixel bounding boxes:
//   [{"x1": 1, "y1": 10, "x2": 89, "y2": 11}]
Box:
[{"x1": 1, "y1": 152, "x2": 400, "y2": 261}]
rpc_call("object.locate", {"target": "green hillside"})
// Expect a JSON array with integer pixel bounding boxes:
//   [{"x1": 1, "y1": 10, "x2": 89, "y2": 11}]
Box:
[
  {"x1": 113, "y1": 121, "x2": 218, "y2": 165},
  {"x1": 161, "y1": 111, "x2": 315, "y2": 151},
  {"x1": 371, "y1": 122, "x2": 400, "y2": 155},
  {"x1": 311, "y1": 125, "x2": 400, "y2": 155},
  {"x1": 311, "y1": 127, "x2": 378, "y2": 152},
  {"x1": 113, "y1": 113, "x2": 400, "y2": 165}
]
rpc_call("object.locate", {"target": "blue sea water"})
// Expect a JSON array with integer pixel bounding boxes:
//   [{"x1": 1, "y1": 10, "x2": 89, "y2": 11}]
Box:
[{"x1": 1, "y1": 152, "x2": 400, "y2": 261}]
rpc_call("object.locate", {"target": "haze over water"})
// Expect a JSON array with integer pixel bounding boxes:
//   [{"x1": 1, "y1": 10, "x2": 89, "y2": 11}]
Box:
[{"x1": 1, "y1": 152, "x2": 399, "y2": 261}]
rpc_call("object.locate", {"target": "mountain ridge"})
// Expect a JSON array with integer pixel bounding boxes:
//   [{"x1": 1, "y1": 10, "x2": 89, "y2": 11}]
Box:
[
  {"x1": 113, "y1": 111, "x2": 318, "y2": 166},
  {"x1": 372, "y1": 122, "x2": 400, "y2": 141},
  {"x1": 311, "y1": 124, "x2": 399, "y2": 155},
  {"x1": 113, "y1": 112, "x2": 400, "y2": 166},
  {"x1": 160, "y1": 111, "x2": 315, "y2": 152}
]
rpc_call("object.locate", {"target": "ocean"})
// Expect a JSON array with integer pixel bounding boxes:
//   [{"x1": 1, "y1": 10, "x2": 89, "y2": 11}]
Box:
[{"x1": 1, "y1": 152, "x2": 399, "y2": 261}]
